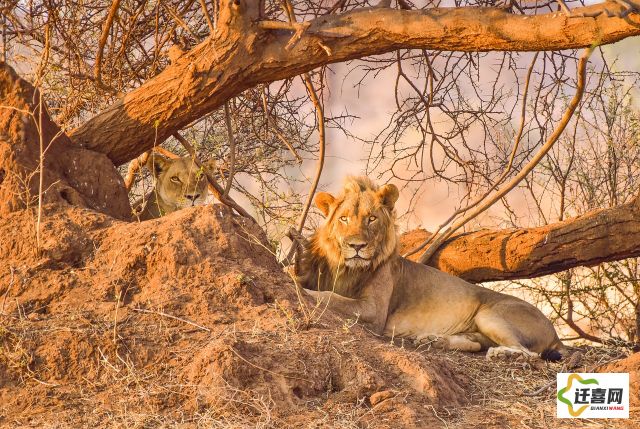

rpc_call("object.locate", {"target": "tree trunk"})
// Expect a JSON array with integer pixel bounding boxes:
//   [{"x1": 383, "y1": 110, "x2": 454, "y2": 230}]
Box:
[
  {"x1": 400, "y1": 196, "x2": 640, "y2": 283},
  {"x1": 70, "y1": 1, "x2": 640, "y2": 165}
]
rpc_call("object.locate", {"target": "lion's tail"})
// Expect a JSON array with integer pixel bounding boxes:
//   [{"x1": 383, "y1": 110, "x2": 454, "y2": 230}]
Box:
[{"x1": 540, "y1": 339, "x2": 567, "y2": 362}]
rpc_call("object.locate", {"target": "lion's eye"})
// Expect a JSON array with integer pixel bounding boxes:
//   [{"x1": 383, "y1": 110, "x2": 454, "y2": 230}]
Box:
[
  {"x1": 368, "y1": 215, "x2": 377, "y2": 223},
  {"x1": 170, "y1": 176, "x2": 181, "y2": 183},
  {"x1": 339, "y1": 216, "x2": 348, "y2": 223}
]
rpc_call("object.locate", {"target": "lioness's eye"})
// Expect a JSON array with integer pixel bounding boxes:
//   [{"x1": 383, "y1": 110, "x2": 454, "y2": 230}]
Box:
[
  {"x1": 339, "y1": 216, "x2": 348, "y2": 223},
  {"x1": 170, "y1": 176, "x2": 181, "y2": 183},
  {"x1": 369, "y1": 215, "x2": 377, "y2": 223}
]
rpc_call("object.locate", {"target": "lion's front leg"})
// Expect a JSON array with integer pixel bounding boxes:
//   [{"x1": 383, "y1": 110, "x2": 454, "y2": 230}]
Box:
[
  {"x1": 305, "y1": 289, "x2": 385, "y2": 333},
  {"x1": 304, "y1": 263, "x2": 394, "y2": 334},
  {"x1": 414, "y1": 333, "x2": 483, "y2": 352}
]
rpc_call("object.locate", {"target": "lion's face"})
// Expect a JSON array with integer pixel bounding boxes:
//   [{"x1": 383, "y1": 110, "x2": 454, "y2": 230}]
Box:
[
  {"x1": 314, "y1": 178, "x2": 399, "y2": 270},
  {"x1": 147, "y1": 154, "x2": 216, "y2": 210}
]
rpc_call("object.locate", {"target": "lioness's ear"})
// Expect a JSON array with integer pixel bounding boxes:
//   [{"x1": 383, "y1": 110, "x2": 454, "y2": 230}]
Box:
[
  {"x1": 146, "y1": 154, "x2": 171, "y2": 178},
  {"x1": 377, "y1": 184, "x2": 399, "y2": 210},
  {"x1": 202, "y1": 158, "x2": 216, "y2": 172},
  {"x1": 314, "y1": 192, "x2": 336, "y2": 216}
]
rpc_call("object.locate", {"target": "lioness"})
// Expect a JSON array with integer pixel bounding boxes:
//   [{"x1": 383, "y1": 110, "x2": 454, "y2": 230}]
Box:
[
  {"x1": 295, "y1": 176, "x2": 566, "y2": 361},
  {"x1": 132, "y1": 154, "x2": 216, "y2": 221}
]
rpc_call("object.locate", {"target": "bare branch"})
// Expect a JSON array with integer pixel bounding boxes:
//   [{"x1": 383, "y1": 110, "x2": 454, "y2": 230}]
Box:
[
  {"x1": 404, "y1": 52, "x2": 539, "y2": 259},
  {"x1": 260, "y1": 86, "x2": 302, "y2": 163},
  {"x1": 296, "y1": 73, "x2": 326, "y2": 234},
  {"x1": 417, "y1": 47, "x2": 594, "y2": 264},
  {"x1": 560, "y1": 272, "x2": 604, "y2": 343},
  {"x1": 94, "y1": 0, "x2": 122, "y2": 91},
  {"x1": 223, "y1": 101, "x2": 236, "y2": 198},
  {"x1": 199, "y1": 0, "x2": 216, "y2": 34}
]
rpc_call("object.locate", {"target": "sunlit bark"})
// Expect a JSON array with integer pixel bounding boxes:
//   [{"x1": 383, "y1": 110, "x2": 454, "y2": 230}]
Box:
[
  {"x1": 400, "y1": 196, "x2": 640, "y2": 282},
  {"x1": 70, "y1": 1, "x2": 640, "y2": 165}
]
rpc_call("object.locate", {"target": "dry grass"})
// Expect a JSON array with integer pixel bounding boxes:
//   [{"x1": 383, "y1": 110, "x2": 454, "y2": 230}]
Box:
[
  {"x1": 2, "y1": 308, "x2": 639, "y2": 429},
  {"x1": 433, "y1": 346, "x2": 637, "y2": 429}
]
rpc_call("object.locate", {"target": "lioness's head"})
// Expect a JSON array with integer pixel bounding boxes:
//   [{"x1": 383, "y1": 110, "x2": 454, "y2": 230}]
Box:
[
  {"x1": 313, "y1": 176, "x2": 399, "y2": 271},
  {"x1": 146, "y1": 154, "x2": 216, "y2": 210}
]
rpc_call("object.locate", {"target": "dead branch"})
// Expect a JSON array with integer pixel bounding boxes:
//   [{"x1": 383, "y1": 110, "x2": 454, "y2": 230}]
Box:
[
  {"x1": 199, "y1": 0, "x2": 216, "y2": 33},
  {"x1": 296, "y1": 73, "x2": 326, "y2": 234},
  {"x1": 560, "y1": 271, "x2": 604, "y2": 343},
  {"x1": 223, "y1": 101, "x2": 236, "y2": 198},
  {"x1": 404, "y1": 52, "x2": 539, "y2": 259},
  {"x1": 400, "y1": 194, "x2": 640, "y2": 283},
  {"x1": 94, "y1": 0, "x2": 122, "y2": 91},
  {"x1": 133, "y1": 307, "x2": 211, "y2": 332},
  {"x1": 281, "y1": 0, "x2": 325, "y2": 264},
  {"x1": 283, "y1": 72, "x2": 326, "y2": 264}
]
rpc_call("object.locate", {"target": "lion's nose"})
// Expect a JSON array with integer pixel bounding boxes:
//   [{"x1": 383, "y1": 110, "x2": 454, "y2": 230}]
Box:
[
  {"x1": 348, "y1": 242, "x2": 366, "y2": 252},
  {"x1": 185, "y1": 193, "x2": 200, "y2": 201}
]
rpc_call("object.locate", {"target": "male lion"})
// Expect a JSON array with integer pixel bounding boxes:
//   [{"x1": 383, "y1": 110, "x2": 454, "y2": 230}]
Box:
[
  {"x1": 295, "y1": 176, "x2": 566, "y2": 361},
  {"x1": 132, "y1": 154, "x2": 216, "y2": 221}
]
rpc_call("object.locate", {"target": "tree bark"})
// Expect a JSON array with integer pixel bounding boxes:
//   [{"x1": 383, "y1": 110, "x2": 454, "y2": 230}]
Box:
[
  {"x1": 400, "y1": 196, "x2": 640, "y2": 283},
  {"x1": 69, "y1": 1, "x2": 640, "y2": 165}
]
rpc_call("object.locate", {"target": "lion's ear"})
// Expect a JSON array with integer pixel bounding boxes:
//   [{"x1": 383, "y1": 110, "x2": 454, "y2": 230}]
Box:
[
  {"x1": 377, "y1": 184, "x2": 399, "y2": 210},
  {"x1": 314, "y1": 192, "x2": 336, "y2": 216},
  {"x1": 146, "y1": 153, "x2": 171, "y2": 178}
]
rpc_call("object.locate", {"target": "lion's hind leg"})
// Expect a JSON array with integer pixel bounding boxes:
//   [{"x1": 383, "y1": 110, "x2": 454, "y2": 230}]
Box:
[
  {"x1": 474, "y1": 304, "x2": 554, "y2": 361},
  {"x1": 415, "y1": 333, "x2": 483, "y2": 352}
]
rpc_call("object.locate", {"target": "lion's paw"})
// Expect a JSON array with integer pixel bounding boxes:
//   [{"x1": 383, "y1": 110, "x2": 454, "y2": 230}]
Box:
[
  {"x1": 414, "y1": 335, "x2": 448, "y2": 349},
  {"x1": 486, "y1": 346, "x2": 537, "y2": 361}
]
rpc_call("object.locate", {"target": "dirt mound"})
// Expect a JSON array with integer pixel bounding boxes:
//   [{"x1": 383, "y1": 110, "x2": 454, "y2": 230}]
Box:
[
  {"x1": 1, "y1": 204, "x2": 472, "y2": 427},
  {"x1": 600, "y1": 353, "x2": 640, "y2": 408},
  {"x1": 0, "y1": 63, "x2": 129, "y2": 219},
  {"x1": 398, "y1": 228, "x2": 431, "y2": 262}
]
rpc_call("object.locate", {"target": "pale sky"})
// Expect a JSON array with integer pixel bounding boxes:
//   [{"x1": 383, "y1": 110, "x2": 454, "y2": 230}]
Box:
[{"x1": 285, "y1": 36, "x2": 640, "y2": 235}]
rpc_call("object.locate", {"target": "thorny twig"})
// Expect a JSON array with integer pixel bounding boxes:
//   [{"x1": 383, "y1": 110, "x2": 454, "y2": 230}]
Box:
[
  {"x1": 416, "y1": 47, "x2": 594, "y2": 264},
  {"x1": 223, "y1": 101, "x2": 236, "y2": 198}
]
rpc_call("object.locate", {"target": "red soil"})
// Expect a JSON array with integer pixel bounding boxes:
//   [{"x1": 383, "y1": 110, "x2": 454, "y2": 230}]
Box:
[
  {"x1": 601, "y1": 353, "x2": 640, "y2": 408},
  {"x1": 0, "y1": 204, "x2": 470, "y2": 427}
]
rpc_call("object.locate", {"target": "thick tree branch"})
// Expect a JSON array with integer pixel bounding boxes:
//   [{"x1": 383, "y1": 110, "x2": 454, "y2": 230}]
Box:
[
  {"x1": 399, "y1": 197, "x2": 640, "y2": 283},
  {"x1": 69, "y1": 1, "x2": 640, "y2": 165}
]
